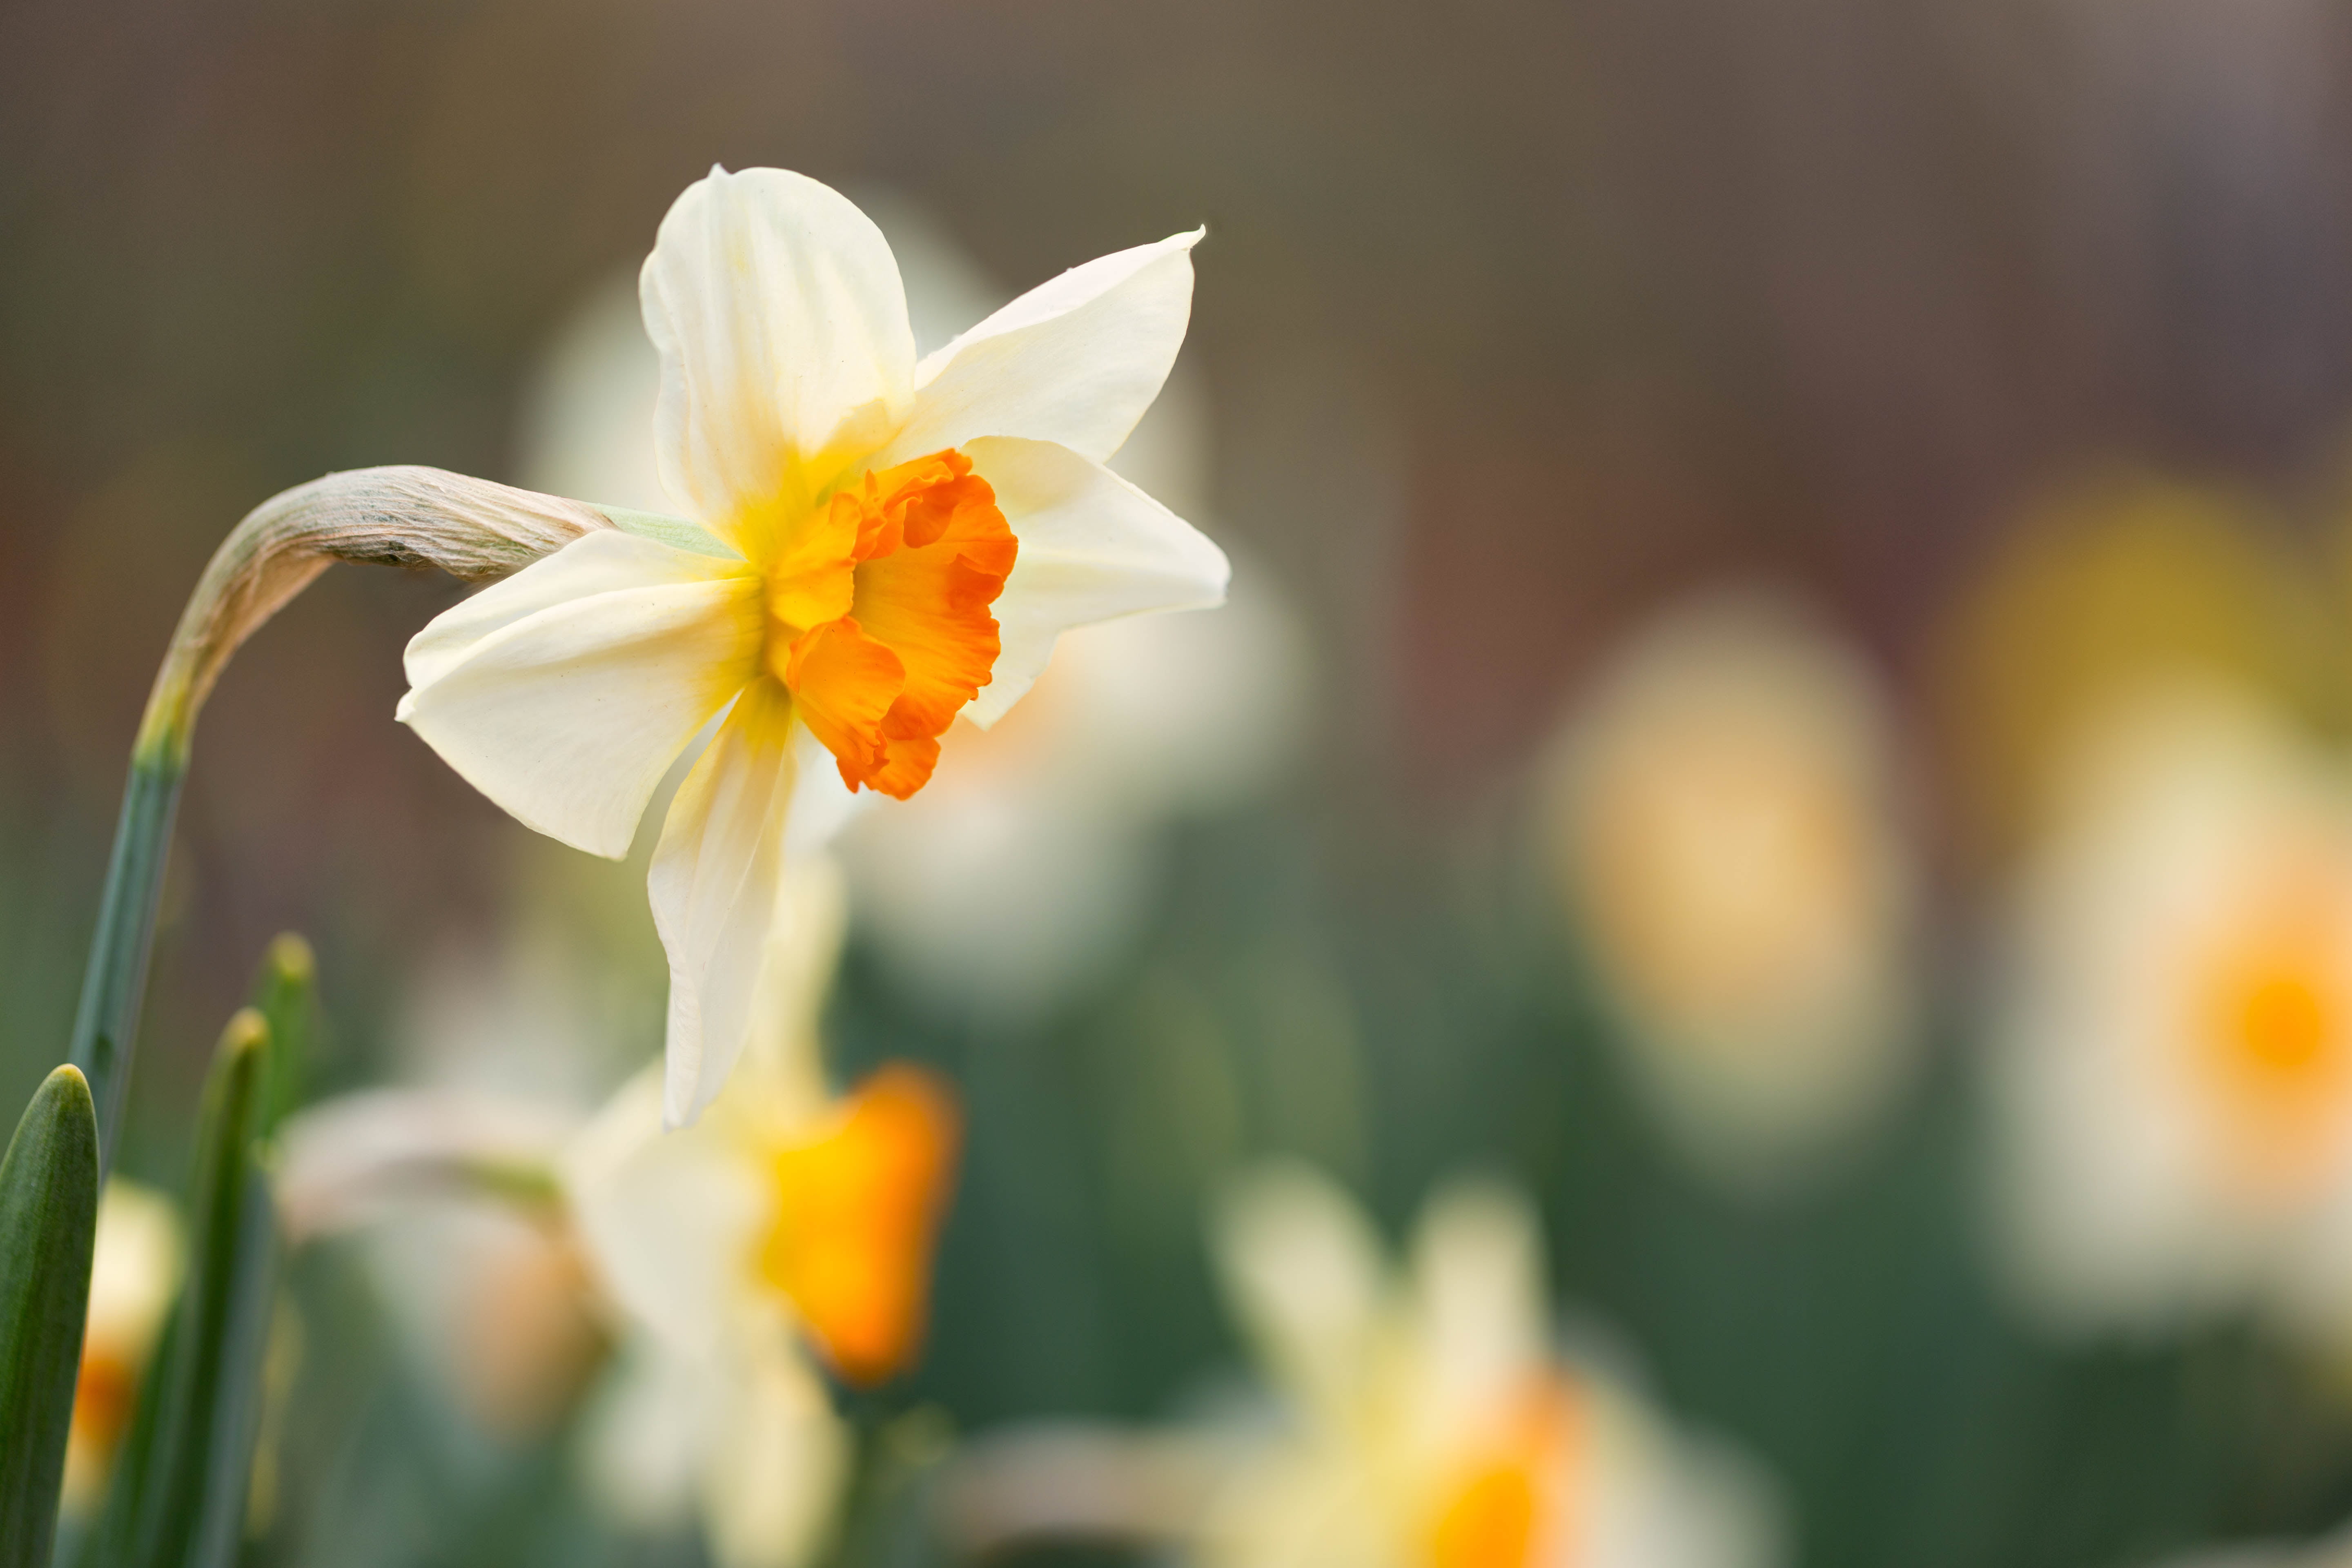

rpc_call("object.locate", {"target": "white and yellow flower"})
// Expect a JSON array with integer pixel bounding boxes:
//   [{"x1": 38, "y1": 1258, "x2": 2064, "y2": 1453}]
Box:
[
  {"x1": 1537, "y1": 590, "x2": 1919, "y2": 1192},
  {"x1": 400, "y1": 165, "x2": 1229, "y2": 1123},
  {"x1": 1199, "y1": 1163, "x2": 1779, "y2": 1568},
  {"x1": 1989, "y1": 681, "x2": 2352, "y2": 1343},
  {"x1": 512, "y1": 200, "x2": 1303, "y2": 1022},
  {"x1": 278, "y1": 860, "x2": 956, "y2": 1565},
  {"x1": 564, "y1": 860, "x2": 959, "y2": 1568},
  {"x1": 64, "y1": 1179, "x2": 184, "y2": 1515}
]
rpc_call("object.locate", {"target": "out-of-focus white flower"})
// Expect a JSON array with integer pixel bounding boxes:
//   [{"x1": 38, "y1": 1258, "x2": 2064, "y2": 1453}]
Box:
[
  {"x1": 1990, "y1": 681, "x2": 2352, "y2": 1345},
  {"x1": 280, "y1": 863, "x2": 955, "y2": 1565},
  {"x1": 278, "y1": 1085, "x2": 605, "y2": 1441},
  {"x1": 64, "y1": 1180, "x2": 184, "y2": 1515},
  {"x1": 1537, "y1": 589, "x2": 1920, "y2": 1192},
  {"x1": 517, "y1": 192, "x2": 1304, "y2": 1022},
  {"x1": 1198, "y1": 1163, "x2": 1780, "y2": 1568},
  {"x1": 402, "y1": 165, "x2": 1229, "y2": 1125},
  {"x1": 2151, "y1": 1520, "x2": 2352, "y2": 1568},
  {"x1": 840, "y1": 558, "x2": 1305, "y2": 1018},
  {"x1": 578, "y1": 1323, "x2": 850, "y2": 1568},
  {"x1": 564, "y1": 860, "x2": 959, "y2": 1568}
]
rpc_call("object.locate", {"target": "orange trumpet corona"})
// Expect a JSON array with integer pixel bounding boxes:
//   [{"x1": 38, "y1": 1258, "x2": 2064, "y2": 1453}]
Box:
[{"x1": 763, "y1": 450, "x2": 1017, "y2": 799}]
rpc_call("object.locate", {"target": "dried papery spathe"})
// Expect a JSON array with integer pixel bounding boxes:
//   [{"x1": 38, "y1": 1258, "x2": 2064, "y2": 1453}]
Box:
[
  {"x1": 137, "y1": 466, "x2": 613, "y2": 765},
  {"x1": 76, "y1": 466, "x2": 613, "y2": 1172}
]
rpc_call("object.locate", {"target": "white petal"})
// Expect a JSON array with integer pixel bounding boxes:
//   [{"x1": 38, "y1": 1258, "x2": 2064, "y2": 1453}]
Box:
[
  {"x1": 86, "y1": 1181, "x2": 183, "y2": 1353},
  {"x1": 704, "y1": 1341, "x2": 851, "y2": 1568},
  {"x1": 1410, "y1": 1178, "x2": 1551, "y2": 1434},
  {"x1": 562, "y1": 1065, "x2": 763, "y2": 1354},
  {"x1": 1212, "y1": 1162, "x2": 1387, "y2": 1426},
  {"x1": 642, "y1": 166, "x2": 916, "y2": 534},
  {"x1": 400, "y1": 530, "x2": 764, "y2": 859},
  {"x1": 962, "y1": 437, "x2": 1230, "y2": 727},
  {"x1": 650, "y1": 680, "x2": 802, "y2": 1127},
  {"x1": 578, "y1": 1335, "x2": 710, "y2": 1529},
  {"x1": 733, "y1": 855, "x2": 846, "y2": 1125},
  {"x1": 875, "y1": 229, "x2": 1200, "y2": 468}
]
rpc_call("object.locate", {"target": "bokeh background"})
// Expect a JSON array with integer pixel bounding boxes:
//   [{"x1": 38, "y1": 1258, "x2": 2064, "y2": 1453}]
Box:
[{"x1": 15, "y1": 0, "x2": 2352, "y2": 1565}]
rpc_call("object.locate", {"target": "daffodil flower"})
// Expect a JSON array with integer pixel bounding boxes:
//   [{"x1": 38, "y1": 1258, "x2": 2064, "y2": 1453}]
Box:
[
  {"x1": 399, "y1": 166, "x2": 1229, "y2": 1123},
  {"x1": 1203, "y1": 1165, "x2": 1777, "y2": 1568},
  {"x1": 565, "y1": 862, "x2": 959, "y2": 1566},
  {"x1": 1991, "y1": 682, "x2": 2352, "y2": 1345},
  {"x1": 1538, "y1": 590, "x2": 1918, "y2": 1194}
]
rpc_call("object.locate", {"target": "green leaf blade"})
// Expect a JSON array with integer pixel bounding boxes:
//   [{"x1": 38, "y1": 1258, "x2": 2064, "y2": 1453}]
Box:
[
  {"x1": 85, "y1": 1008, "x2": 281, "y2": 1568},
  {"x1": 0, "y1": 1065, "x2": 100, "y2": 1568}
]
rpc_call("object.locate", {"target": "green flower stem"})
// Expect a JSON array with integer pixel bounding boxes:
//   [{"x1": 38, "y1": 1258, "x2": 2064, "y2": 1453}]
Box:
[
  {"x1": 68, "y1": 753, "x2": 186, "y2": 1178},
  {"x1": 250, "y1": 934, "x2": 316, "y2": 1137},
  {"x1": 63, "y1": 466, "x2": 617, "y2": 1175}
]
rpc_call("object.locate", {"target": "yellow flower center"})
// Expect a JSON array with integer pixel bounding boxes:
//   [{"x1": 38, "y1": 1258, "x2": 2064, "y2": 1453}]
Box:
[
  {"x1": 1425, "y1": 1382, "x2": 1578, "y2": 1568},
  {"x1": 757, "y1": 449, "x2": 1017, "y2": 799},
  {"x1": 755, "y1": 1064, "x2": 960, "y2": 1384},
  {"x1": 1428, "y1": 1463, "x2": 1538, "y2": 1568},
  {"x1": 1577, "y1": 716, "x2": 1875, "y2": 1046},
  {"x1": 2197, "y1": 892, "x2": 2352, "y2": 1196}
]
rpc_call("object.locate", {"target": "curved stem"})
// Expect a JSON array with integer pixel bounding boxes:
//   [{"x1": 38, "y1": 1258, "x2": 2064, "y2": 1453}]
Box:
[{"x1": 67, "y1": 466, "x2": 615, "y2": 1174}]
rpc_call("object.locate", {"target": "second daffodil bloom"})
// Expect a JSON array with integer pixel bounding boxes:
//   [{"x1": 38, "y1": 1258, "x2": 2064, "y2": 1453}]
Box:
[
  {"x1": 400, "y1": 166, "x2": 1230, "y2": 1123},
  {"x1": 565, "y1": 862, "x2": 960, "y2": 1568}
]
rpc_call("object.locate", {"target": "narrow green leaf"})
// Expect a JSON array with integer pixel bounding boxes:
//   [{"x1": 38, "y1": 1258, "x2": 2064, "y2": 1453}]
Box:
[
  {"x1": 0, "y1": 1065, "x2": 100, "y2": 1568},
  {"x1": 188, "y1": 1168, "x2": 277, "y2": 1568},
  {"x1": 81, "y1": 1306, "x2": 176, "y2": 1568},
  {"x1": 83, "y1": 1009, "x2": 280, "y2": 1568}
]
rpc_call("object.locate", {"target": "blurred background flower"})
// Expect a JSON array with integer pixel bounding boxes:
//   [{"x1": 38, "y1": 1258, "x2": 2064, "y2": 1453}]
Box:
[
  {"x1": 1198, "y1": 1163, "x2": 1781, "y2": 1568},
  {"x1": 1536, "y1": 589, "x2": 1920, "y2": 1194},
  {"x1": 1987, "y1": 680, "x2": 2352, "y2": 1349},
  {"x1": 2155, "y1": 1524, "x2": 2352, "y2": 1568},
  {"x1": 1934, "y1": 472, "x2": 2352, "y2": 873},
  {"x1": 63, "y1": 1178, "x2": 183, "y2": 1517}
]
